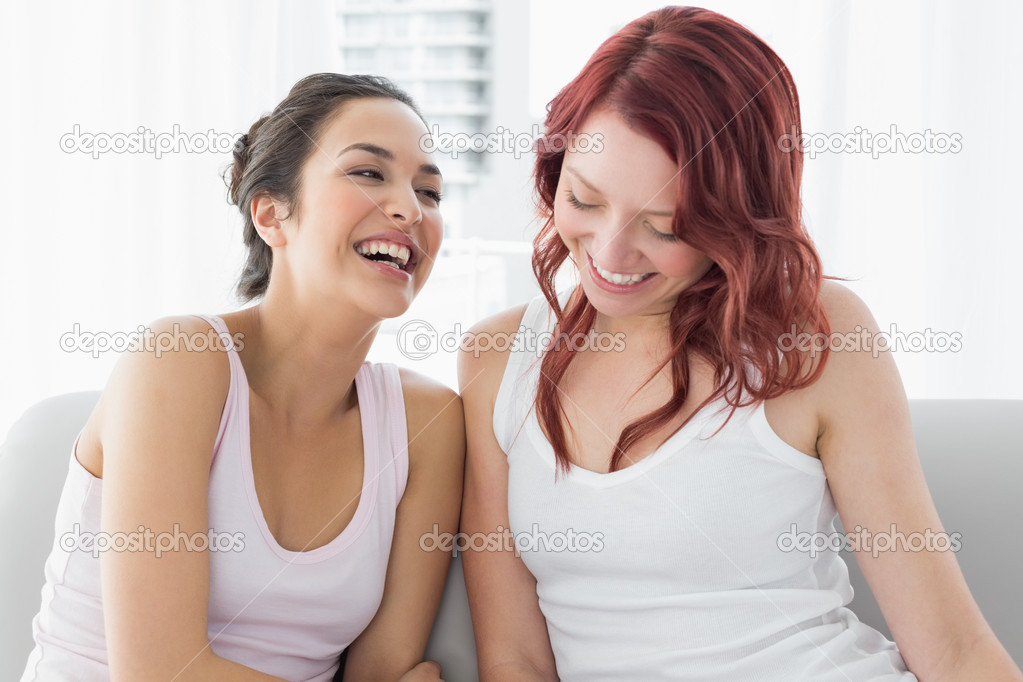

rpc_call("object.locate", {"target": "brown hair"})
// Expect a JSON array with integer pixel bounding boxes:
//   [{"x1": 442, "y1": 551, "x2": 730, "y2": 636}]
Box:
[{"x1": 224, "y1": 73, "x2": 423, "y2": 302}]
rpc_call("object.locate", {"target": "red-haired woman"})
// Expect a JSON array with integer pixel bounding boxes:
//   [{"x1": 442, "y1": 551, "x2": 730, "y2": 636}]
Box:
[{"x1": 458, "y1": 7, "x2": 1021, "y2": 681}]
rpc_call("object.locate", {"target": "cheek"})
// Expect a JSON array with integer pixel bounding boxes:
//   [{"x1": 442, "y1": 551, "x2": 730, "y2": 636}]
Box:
[
  {"x1": 553, "y1": 202, "x2": 586, "y2": 243},
  {"x1": 415, "y1": 259, "x2": 435, "y2": 286},
  {"x1": 305, "y1": 185, "x2": 378, "y2": 230},
  {"x1": 650, "y1": 246, "x2": 714, "y2": 278},
  {"x1": 425, "y1": 207, "x2": 444, "y2": 239},
  {"x1": 341, "y1": 186, "x2": 384, "y2": 215},
  {"x1": 418, "y1": 209, "x2": 444, "y2": 257},
  {"x1": 412, "y1": 209, "x2": 443, "y2": 277}
]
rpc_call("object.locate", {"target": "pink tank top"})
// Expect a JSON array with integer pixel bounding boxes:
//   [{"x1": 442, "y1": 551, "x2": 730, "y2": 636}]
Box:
[{"x1": 22, "y1": 314, "x2": 410, "y2": 681}]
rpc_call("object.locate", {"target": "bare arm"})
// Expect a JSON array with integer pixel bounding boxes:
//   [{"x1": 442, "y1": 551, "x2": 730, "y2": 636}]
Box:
[
  {"x1": 341, "y1": 370, "x2": 466, "y2": 681},
  {"x1": 97, "y1": 316, "x2": 286, "y2": 681},
  {"x1": 457, "y1": 306, "x2": 560, "y2": 682},
  {"x1": 812, "y1": 282, "x2": 1022, "y2": 682}
]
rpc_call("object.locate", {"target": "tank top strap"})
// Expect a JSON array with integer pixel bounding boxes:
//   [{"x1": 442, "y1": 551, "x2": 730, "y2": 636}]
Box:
[
  {"x1": 190, "y1": 313, "x2": 245, "y2": 467},
  {"x1": 492, "y1": 290, "x2": 570, "y2": 453},
  {"x1": 379, "y1": 362, "x2": 410, "y2": 502},
  {"x1": 353, "y1": 362, "x2": 410, "y2": 504}
]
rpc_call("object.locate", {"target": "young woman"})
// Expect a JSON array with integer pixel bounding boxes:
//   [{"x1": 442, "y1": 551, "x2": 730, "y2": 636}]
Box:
[
  {"x1": 22, "y1": 74, "x2": 463, "y2": 681},
  {"x1": 459, "y1": 8, "x2": 1021, "y2": 681}
]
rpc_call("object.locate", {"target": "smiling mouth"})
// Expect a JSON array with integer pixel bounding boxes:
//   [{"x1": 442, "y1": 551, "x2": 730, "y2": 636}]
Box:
[
  {"x1": 355, "y1": 240, "x2": 417, "y2": 273},
  {"x1": 587, "y1": 251, "x2": 654, "y2": 285}
]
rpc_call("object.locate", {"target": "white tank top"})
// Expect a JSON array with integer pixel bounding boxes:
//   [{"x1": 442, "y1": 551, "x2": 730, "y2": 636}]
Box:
[{"x1": 496, "y1": 292, "x2": 917, "y2": 681}]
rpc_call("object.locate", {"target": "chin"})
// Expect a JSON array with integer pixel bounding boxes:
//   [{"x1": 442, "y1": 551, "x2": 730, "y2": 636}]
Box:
[
  {"x1": 580, "y1": 276, "x2": 679, "y2": 322},
  {"x1": 580, "y1": 281, "x2": 643, "y2": 316},
  {"x1": 372, "y1": 296, "x2": 415, "y2": 321}
]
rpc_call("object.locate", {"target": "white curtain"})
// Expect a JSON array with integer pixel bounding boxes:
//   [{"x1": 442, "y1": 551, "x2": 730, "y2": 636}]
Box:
[
  {"x1": 786, "y1": 0, "x2": 1023, "y2": 400},
  {"x1": 0, "y1": 0, "x2": 341, "y2": 438}
]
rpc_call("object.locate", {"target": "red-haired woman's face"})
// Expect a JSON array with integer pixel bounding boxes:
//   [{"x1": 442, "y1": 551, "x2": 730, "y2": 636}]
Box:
[{"x1": 554, "y1": 107, "x2": 714, "y2": 322}]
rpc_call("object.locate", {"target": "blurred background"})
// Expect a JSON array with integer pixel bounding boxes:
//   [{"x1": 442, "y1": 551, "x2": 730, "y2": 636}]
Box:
[{"x1": 1, "y1": 0, "x2": 1021, "y2": 441}]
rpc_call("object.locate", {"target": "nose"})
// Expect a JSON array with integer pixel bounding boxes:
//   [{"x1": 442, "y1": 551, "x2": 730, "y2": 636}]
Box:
[
  {"x1": 590, "y1": 215, "x2": 639, "y2": 267},
  {"x1": 385, "y1": 185, "x2": 422, "y2": 227}
]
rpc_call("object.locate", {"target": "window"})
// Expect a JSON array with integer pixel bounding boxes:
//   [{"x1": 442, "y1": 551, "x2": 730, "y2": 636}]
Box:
[
  {"x1": 380, "y1": 48, "x2": 413, "y2": 72},
  {"x1": 342, "y1": 48, "x2": 377, "y2": 71},
  {"x1": 344, "y1": 14, "x2": 379, "y2": 40}
]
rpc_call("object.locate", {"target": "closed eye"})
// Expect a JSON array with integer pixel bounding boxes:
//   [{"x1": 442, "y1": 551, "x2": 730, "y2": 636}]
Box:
[
  {"x1": 565, "y1": 188, "x2": 595, "y2": 210},
  {"x1": 647, "y1": 222, "x2": 679, "y2": 242},
  {"x1": 566, "y1": 186, "x2": 677, "y2": 241}
]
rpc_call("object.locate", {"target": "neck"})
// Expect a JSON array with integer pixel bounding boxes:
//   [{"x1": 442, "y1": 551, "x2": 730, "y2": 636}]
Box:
[
  {"x1": 591, "y1": 308, "x2": 674, "y2": 354},
  {"x1": 231, "y1": 284, "x2": 382, "y2": 434}
]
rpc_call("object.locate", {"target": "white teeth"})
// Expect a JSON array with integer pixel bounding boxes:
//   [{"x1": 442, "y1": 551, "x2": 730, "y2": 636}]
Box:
[
  {"x1": 356, "y1": 240, "x2": 411, "y2": 268},
  {"x1": 591, "y1": 256, "x2": 651, "y2": 285}
]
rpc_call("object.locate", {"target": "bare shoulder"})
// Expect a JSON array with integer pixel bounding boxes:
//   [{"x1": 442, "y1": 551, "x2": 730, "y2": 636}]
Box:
[
  {"x1": 456, "y1": 301, "x2": 530, "y2": 398},
  {"x1": 781, "y1": 281, "x2": 882, "y2": 384},
  {"x1": 397, "y1": 367, "x2": 463, "y2": 426},
  {"x1": 761, "y1": 281, "x2": 891, "y2": 460},
  {"x1": 811, "y1": 280, "x2": 901, "y2": 427},
  {"x1": 816, "y1": 279, "x2": 886, "y2": 376},
  {"x1": 100, "y1": 314, "x2": 233, "y2": 402},
  {"x1": 819, "y1": 279, "x2": 875, "y2": 322},
  {"x1": 85, "y1": 315, "x2": 233, "y2": 478},
  {"x1": 396, "y1": 367, "x2": 465, "y2": 467}
]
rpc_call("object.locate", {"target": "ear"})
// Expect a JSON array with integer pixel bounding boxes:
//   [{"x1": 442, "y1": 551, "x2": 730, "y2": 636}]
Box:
[{"x1": 251, "y1": 194, "x2": 289, "y2": 247}]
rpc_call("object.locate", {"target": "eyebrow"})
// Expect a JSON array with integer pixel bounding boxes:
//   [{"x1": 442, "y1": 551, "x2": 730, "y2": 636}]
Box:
[
  {"x1": 338, "y1": 142, "x2": 443, "y2": 178},
  {"x1": 565, "y1": 164, "x2": 673, "y2": 217}
]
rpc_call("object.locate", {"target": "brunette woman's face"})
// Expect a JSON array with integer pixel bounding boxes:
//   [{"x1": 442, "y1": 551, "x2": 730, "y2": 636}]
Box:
[
  {"x1": 277, "y1": 97, "x2": 444, "y2": 319},
  {"x1": 554, "y1": 106, "x2": 715, "y2": 322}
]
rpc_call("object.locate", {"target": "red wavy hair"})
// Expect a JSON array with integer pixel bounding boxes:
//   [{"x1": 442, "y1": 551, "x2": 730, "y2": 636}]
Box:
[{"x1": 531, "y1": 6, "x2": 844, "y2": 476}]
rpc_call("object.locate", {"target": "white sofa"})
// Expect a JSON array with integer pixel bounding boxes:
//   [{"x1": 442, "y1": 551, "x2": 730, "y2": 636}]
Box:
[{"x1": 2, "y1": 393, "x2": 1020, "y2": 680}]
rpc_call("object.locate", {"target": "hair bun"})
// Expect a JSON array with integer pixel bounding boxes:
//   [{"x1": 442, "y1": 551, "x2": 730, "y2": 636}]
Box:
[
  {"x1": 226, "y1": 116, "x2": 268, "y2": 207},
  {"x1": 233, "y1": 132, "x2": 250, "y2": 159}
]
